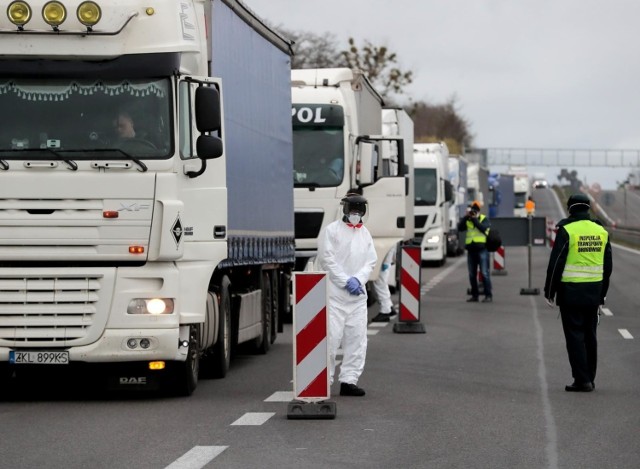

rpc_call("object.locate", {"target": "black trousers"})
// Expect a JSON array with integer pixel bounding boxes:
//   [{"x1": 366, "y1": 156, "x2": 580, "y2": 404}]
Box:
[{"x1": 560, "y1": 304, "x2": 599, "y2": 385}]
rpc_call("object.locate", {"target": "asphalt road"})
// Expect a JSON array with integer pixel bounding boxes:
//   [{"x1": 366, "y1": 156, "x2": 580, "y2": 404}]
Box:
[{"x1": 1, "y1": 189, "x2": 638, "y2": 469}]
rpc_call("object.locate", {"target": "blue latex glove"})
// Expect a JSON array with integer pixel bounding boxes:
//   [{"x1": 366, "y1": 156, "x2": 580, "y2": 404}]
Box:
[
  {"x1": 381, "y1": 263, "x2": 389, "y2": 272},
  {"x1": 346, "y1": 277, "x2": 362, "y2": 295}
]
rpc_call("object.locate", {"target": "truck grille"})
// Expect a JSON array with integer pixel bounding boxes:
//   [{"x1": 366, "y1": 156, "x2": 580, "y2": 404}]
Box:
[{"x1": 0, "y1": 275, "x2": 101, "y2": 345}]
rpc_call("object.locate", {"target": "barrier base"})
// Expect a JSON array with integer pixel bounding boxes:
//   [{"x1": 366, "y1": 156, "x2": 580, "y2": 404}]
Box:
[
  {"x1": 520, "y1": 287, "x2": 540, "y2": 295},
  {"x1": 393, "y1": 322, "x2": 426, "y2": 334},
  {"x1": 287, "y1": 400, "x2": 337, "y2": 420},
  {"x1": 492, "y1": 269, "x2": 508, "y2": 276}
]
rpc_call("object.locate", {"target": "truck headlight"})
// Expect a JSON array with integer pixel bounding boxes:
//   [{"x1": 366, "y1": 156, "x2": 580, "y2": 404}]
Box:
[
  {"x1": 127, "y1": 298, "x2": 175, "y2": 315},
  {"x1": 7, "y1": 1, "x2": 32, "y2": 26},
  {"x1": 426, "y1": 235, "x2": 440, "y2": 244},
  {"x1": 77, "y1": 1, "x2": 100, "y2": 27},
  {"x1": 42, "y1": 1, "x2": 66, "y2": 27}
]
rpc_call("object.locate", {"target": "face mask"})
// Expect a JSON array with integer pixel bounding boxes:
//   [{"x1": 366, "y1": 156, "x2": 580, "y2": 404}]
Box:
[{"x1": 348, "y1": 214, "x2": 361, "y2": 225}]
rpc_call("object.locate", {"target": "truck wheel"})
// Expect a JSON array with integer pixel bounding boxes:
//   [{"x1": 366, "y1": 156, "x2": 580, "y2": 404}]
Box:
[
  {"x1": 202, "y1": 277, "x2": 232, "y2": 379},
  {"x1": 253, "y1": 272, "x2": 271, "y2": 354},
  {"x1": 171, "y1": 325, "x2": 199, "y2": 396}
]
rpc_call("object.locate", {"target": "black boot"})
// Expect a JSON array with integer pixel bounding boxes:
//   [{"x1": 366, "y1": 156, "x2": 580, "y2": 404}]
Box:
[{"x1": 340, "y1": 382, "x2": 366, "y2": 396}]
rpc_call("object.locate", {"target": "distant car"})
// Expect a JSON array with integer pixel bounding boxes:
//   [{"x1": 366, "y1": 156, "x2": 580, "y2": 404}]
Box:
[{"x1": 533, "y1": 179, "x2": 548, "y2": 189}]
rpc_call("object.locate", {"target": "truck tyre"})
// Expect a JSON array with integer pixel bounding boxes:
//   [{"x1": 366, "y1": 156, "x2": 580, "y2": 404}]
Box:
[
  {"x1": 211, "y1": 278, "x2": 232, "y2": 378},
  {"x1": 171, "y1": 324, "x2": 199, "y2": 396},
  {"x1": 253, "y1": 272, "x2": 271, "y2": 354}
]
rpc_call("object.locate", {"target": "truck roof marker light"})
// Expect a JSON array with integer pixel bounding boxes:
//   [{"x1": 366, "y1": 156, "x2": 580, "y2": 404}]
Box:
[
  {"x1": 145, "y1": 7, "x2": 155, "y2": 16},
  {"x1": 77, "y1": 1, "x2": 101, "y2": 29},
  {"x1": 7, "y1": 1, "x2": 32, "y2": 29},
  {"x1": 42, "y1": 1, "x2": 66, "y2": 29},
  {"x1": 129, "y1": 245, "x2": 145, "y2": 254},
  {"x1": 103, "y1": 210, "x2": 119, "y2": 218}
]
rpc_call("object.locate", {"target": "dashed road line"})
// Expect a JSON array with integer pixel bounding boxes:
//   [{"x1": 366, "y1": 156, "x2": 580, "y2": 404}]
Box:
[
  {"x1": 165, "y1": 446, "x2": 228, "y2": 469},
  {"x1": 618, "y1": 329, "x2": 634, "y2": 339},
  {"x1": 231, "y1": 412, "x2": 275, "y2": 426},
  {"x1": 366, "y1": 329, "x2": 379, "y2": 336},
  {"x1": 264, "y1": 391, "x2": 294, "y2": 402},
  {"x1": 369, "y1": 322, "x2": 389, "y2": 328},
  {"x1": 600, "y1": 307, "x2": 613, "y2": 316},
  {"x1": 421, "y1": 257, "x2": 465, "y2": 293}
]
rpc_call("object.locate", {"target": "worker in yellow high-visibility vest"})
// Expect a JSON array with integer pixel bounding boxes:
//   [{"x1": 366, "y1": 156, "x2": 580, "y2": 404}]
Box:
[
  {"x1": 458, "y1": 202, "x2": 492, "y2": 302},
  {"x1": 544, "y1": 193, "x2": 612, "y2": 393}
]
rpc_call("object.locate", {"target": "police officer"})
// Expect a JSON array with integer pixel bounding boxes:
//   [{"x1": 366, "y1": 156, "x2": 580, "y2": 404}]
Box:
[
  {"x1": 544, "y1": 193, "x2": 612, "y2": 392},
  {"x1": 458, "y1": 202, "x2": 493, "y2": 302}
]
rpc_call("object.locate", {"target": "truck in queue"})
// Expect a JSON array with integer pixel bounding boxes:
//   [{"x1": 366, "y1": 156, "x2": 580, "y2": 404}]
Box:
[
  {"x1": 291, "y1": 68, "x2": 412, "y2": 284},
  {"x1": 508, "y1": 166, "x2": 531, "y2": 217},
  {"x1": 0, "y1": 0, "x2": 294, "y2": 395},
  {"x1": 447, "y1": 154, "x2": 468, "y2": 256},
  {"x1": 413, "y1": 142, "x2": 453, "y2": 265}
]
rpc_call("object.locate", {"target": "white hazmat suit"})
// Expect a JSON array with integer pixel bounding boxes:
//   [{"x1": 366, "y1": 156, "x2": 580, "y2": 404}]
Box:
[
  {"x1": 318, "y1": 218, "x2": 377, "y2": 386},
  {"x1": 372, "y1": 245, "x2": 396, "y2": 315}
]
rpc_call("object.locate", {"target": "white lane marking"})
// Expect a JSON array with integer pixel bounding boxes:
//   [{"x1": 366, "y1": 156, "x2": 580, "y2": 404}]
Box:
[
  {"x1": 368, "y1": 322, "x2": 389, "y2": 328},
  {"x1": 530, "y1": 296, "x2": 559, "y2": 469},
  {"x1": 618, "y1": 329, "x2": 634, "y2": 339},
  {"x1": 165, "y1": 446, "x2": 228, "y2": 469},
  {"x1": 612, "y1": 242, "x2": 640, "y2": 255},
  {"x1": 264, "y1": 391, "x2": 294, "y2": 402},
  {"x1": 230, "y1": 412, "x2": 275, "y2": 426},
  {"x1": 421, "y1": 257, "x2": 465, "y2": 293},
  {"x1": 366, "y1": 329, "x2": 379, "y2": 336},
  {"x1": 600, "y1": 307, "x2": 613, "y2": 316}
]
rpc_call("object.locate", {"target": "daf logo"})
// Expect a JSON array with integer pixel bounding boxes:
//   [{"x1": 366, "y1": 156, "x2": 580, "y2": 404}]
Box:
[
  {"x1": 118, "y1": 203, "x2": 150, "y2": 212},
  {"x1": 119, "y1": 377, "x2": 147, "y2": 385}
]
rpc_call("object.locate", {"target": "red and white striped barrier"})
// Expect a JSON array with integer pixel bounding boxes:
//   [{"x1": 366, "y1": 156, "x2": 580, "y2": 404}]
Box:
[
  {"x1": 394, "y1": 246, "x2": 425, "y2": 333},
  {"x1": 292, "y1": 272, "x2": 329, "y2": 401},
  {"x1": 492, "y1": 246, "x2": 507, "y2": 275},
  {"x1": 546, "y1": 219, "x2": 556, "y2": 248}
]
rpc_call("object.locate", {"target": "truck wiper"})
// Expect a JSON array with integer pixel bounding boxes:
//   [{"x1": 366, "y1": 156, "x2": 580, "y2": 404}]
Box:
[
  {"x1": 61, "y1": 148, "x2": 148, "y2": 172},
  {"x1": 0, "y1": 148, "x2": 77, "y2": 170}
]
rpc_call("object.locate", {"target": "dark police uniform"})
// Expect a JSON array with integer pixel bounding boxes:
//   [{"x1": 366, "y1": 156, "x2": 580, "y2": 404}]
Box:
[{"x1": 544, "y1": 194, "x2": 612, "y2": 391}]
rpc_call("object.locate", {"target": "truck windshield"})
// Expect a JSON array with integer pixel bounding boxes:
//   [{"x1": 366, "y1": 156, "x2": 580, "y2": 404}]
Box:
[
  {"x1": 292, "y1": 128, "x2": 344, "y2": 187},
  {"x1": 415, "y1": 168, "x2": 438, "y2": 206},
  {"x1": 0, "y1": 78, "x2": 171, "y2": 159},
  {"x1": 515, "y1": 192, "x2": 526, "y2": 208}
]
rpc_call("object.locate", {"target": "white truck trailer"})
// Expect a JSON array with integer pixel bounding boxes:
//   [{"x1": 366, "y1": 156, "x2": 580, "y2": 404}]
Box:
[
  {"x1": 291, "y1": 68, "x2": 411, "y2": 282},
  {"x1": 0, "y1": 0, "x2": 294, "y2": 395},
  {"x1": 508, "y1": 166, "x2": 531, "y2": 217},
  {"x1": 413, "y1": 142, "x2": 453, "y2": 265},
  {"x1": 447, "y1": 155, "x2": 468, "y2": 256}
]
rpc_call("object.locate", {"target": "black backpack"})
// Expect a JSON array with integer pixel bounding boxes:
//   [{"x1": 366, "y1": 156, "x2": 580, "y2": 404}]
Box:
[{"x1": 485, "y1": 228, "x2": 502, "y2": 252}]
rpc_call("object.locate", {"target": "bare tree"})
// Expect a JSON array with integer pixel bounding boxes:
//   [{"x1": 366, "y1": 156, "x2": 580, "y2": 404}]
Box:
[
  {"x1": 409, "y1": 96, "x2": 474, "y2": 150},
  {"x1": 275, "y1": 27, "x2": 344, "y2": 69},
  {"x1": 340, "y1": 37, "x2": 413, "y2": 101}
]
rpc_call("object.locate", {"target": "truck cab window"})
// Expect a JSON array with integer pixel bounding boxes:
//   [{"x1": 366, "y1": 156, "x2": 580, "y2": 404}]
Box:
[{"x1": 0, "y1": 79, "x2": 172, "y2": 159}]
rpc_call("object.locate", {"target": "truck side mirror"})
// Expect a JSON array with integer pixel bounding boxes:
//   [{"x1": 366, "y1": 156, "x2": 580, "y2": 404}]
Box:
[
  {"x1": 444, "y1": 180, "x2": 454, "y2": 203},
  {"x1": 197, "y1": 135, "x2": 223, "y2": 159},
  {"x1": 195, "y1": 86, "x2": 221, "y2": 133},
  {"x1": 357, "y1": 141, "x2": 376, "y2": 186}
]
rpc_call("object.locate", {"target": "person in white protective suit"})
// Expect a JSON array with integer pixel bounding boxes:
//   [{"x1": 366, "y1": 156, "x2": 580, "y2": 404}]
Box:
[
  {"x1": 317, "y1": 193, "x2": 377, "y2": 396},
  {"x1": 370, "y1": 245, "x2": 398, "y2": 322}
]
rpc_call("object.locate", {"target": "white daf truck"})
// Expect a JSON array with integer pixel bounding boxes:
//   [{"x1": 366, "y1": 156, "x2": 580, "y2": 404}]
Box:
[
  {"x1": 0, "y1": 0, "x2": 294, "y2": 395},
  {"x1": 413, "y1": 142, "x2": 453, "y2": 265},
  {"x1": 291, "y1": 68, "x2": 411, "y2": 282}
]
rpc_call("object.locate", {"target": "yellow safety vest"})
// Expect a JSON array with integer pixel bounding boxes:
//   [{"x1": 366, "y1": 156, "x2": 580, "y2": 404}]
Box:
[
  {"x1": 465, "y1": 214, "x2": 487, "y2": 245},
  {"x1": 561, "y1": 220, "x2": 608, "y2": 283}
]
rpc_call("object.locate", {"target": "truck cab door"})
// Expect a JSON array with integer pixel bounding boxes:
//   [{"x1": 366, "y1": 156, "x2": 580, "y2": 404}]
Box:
[{"x1": 358, "y1": 137, "x2": 407, "y2": 240}]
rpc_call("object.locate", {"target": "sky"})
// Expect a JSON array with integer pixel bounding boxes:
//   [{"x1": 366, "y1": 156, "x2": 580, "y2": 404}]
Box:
[{"x1": 244, "y1": 0, "x2": 640, "y2": 189}]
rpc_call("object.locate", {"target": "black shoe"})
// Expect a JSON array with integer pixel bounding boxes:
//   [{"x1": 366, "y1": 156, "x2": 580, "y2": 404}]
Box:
[
  {"x1": 388, "y1": 307, "x2": 398, "y2": 318},
  {"x1": 482, "y1": 296, "x2": 493, "y2": 303},
  {"x1": 565, "y1": 382, "x2": 594, "y2": 392},
  {"x1": 371, "y1": 313, "x2": 391, "y2": 323},
  {"x1": 466, "y1": 297, "x2": 479, "y2": 302},
  {"x1": 340, "y1": 382, "x2": 366, "y2": 396}
]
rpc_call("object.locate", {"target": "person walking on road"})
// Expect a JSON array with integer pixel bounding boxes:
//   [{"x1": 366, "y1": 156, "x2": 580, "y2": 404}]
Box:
[
  {"x1": 544, "y1": 193, "x2": 612, "y2": 392},
  {"x1": 317, "y1": 192, "x2": 377, "y2": 396},
  {"x1": 371, "y1": 245, "x2": 398, "y2": 322},
  {"x1": 458, "y1": 202, "x2": 493, "y2": 302}
]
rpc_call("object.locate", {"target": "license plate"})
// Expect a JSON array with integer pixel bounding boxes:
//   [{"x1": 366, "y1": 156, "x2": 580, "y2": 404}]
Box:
[{"x1": 9, "y1": 351, "x2": 69, "y2": 365}]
